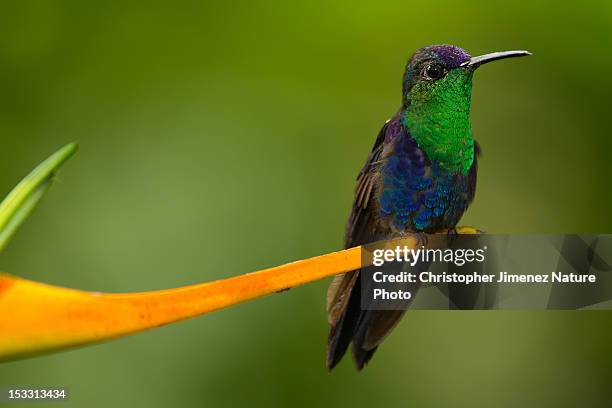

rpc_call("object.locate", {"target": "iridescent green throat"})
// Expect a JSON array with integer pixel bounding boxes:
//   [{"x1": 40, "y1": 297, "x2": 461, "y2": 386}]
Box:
[{"x1": 403, "y1": 69, "x2": 475, "y2": 175}]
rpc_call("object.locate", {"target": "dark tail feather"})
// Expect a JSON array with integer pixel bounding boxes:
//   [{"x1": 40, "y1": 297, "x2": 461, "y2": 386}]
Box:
[
  {"x1": 351, "y1": 343, "x2": 378, "y2": 370},
  {"x1": 326, "y1": 277, "x2": 362, "y2": 371},
  {"x1": 351, "y1": 309, "x2": 407, "y2": 370}
]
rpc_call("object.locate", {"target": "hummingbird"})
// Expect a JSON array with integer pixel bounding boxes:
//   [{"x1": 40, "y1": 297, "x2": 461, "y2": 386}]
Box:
[{"x1": 326, "y1": 45, "x2": 530, "y2": 370}]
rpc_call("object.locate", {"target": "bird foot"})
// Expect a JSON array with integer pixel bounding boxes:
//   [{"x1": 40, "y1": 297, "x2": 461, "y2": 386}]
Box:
[
  {"x1": 446, "y1": 227, "x2": 459, "y2": 245},
  {"x1": 414, "y1": 232, "x2": 429, "y2": 249}
]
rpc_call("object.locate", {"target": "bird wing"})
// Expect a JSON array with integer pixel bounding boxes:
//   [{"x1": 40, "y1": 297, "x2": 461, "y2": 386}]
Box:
[
  {"x1": 327, "y1": 119, "x2": 389, "y2": 323},
  {"x1": 344, "y1": 119, "x2": 389, "y2": 248},
  {"x1": 326, "y1": 120, "x2": 390, "y2": 370}
]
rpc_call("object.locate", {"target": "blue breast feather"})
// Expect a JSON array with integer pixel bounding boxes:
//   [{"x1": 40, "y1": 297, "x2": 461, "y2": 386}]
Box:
[{"x1": 378, "y1": 131, "x2": 472, "y2": 232}]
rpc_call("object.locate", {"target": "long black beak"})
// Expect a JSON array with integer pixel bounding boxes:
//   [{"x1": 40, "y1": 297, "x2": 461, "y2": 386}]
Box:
[{"x1": 461, "y1": 50, "x2": 532, "y2": 68}]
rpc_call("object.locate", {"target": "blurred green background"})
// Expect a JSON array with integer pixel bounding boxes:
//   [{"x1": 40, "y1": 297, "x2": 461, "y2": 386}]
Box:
[{"x1": 1, "y1": 1, "x2": 611, "y2": 407}]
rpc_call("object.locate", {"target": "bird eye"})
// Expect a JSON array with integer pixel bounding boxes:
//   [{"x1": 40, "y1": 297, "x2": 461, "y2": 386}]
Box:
[{"x1": 423, "y1": 63, "x2": 446, "y2": 80}]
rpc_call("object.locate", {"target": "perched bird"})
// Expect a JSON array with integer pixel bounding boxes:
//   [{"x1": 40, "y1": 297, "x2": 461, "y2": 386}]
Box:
[{"x1": 326, "y1": 45, "x2": 530, "y2": 370}]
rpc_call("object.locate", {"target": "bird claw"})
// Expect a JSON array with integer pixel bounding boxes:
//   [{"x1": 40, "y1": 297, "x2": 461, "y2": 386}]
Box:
[
  {"x1": 446, "y1": 227, "x2": 458, "y2": 244},
  {"x1": 415, "y1": 232, "x2": 429, "y2": 248}
]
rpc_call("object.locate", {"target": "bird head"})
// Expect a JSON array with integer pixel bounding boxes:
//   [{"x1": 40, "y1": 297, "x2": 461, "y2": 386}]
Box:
[
  {"x1": 403, "y1": 45, "x2": 531, "y2": 106},
  {"x1": 401, "y1": 45, "x2": 530, "y2": 174},
  {"x1": 402, "y1": 45, "x2": 530, "y2": 107}
]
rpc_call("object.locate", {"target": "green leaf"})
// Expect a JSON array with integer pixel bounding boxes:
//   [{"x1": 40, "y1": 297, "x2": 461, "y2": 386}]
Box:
[{"x1": 0, "y1": 142, "x2": 78, "y2": 252}]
